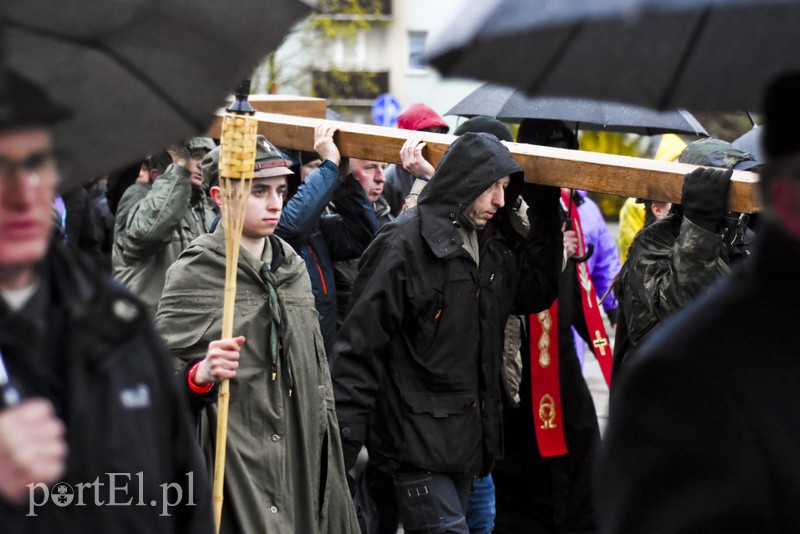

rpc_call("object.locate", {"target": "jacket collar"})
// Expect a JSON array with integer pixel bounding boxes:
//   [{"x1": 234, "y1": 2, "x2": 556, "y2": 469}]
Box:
[
  {"x1": 418, "y1": 205, "x2": 470, "y2": 260},
  {"x1": 415, "y1": 133, "x2": 523, "y2": 260},
  {"x1": 205, "y1": 225, "x2": 291, "y2": 284}
]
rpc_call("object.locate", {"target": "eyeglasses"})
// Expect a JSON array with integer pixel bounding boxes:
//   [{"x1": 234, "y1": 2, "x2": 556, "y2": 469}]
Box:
[{"x1": 0, "y1": 149, "x2": 58, "y2": 189}]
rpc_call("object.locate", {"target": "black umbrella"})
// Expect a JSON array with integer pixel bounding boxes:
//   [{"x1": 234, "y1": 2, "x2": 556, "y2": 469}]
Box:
[
  {"x1": 732, "y1": 125, "x2": 763, "y2": 162},
  {"x1": 446, "y1": 83, "x2": 708, "y2": 136},
  {"x1": 425, "y1": 0, "x2": 800, "y2": 111},
  {"x1": 3, "y1": 0, "x2": 312, "y2": 190}
]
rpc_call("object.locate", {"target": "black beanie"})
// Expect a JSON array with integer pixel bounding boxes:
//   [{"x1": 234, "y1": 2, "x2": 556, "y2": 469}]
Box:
[
  {"x1": 0, "y1": 71, "x2": 71, "y2": 131},
  {"x1": 517, "y1": 119, "x2": 578, "y2": 150},
  {"x1": 453, "y1": 116, "x2": 513, "y2": 142},
  {"x1": 300, "y1": 150, "x2": 321, "y2": 165},
  {"x1": 763, "y1": 72, "x2": 800, "y2": 162}
]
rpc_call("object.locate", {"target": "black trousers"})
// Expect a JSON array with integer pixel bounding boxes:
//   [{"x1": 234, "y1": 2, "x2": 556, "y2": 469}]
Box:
[{"x1": 393, "y1": 470, "x2": 473, "y2": 534}]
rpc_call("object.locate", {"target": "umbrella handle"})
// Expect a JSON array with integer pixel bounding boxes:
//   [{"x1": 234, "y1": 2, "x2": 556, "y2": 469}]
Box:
[
  {"x1": 572, "y1": 242, "x2": 594, "y2": 263},
  {"x1": 563, "y1": 213, "x2": 594, "y2": 263}
]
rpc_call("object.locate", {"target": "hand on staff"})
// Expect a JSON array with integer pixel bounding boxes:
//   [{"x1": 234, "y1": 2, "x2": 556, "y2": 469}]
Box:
[
  {"x1": 314, "y1": 123, "x2": 341, "y2": 166},
  {"x1": 0, "y1": 399, "x2": 67, "y2": 503},
  {"x1": 400, "y1": 137, "x2": 436, "y2": 179},
  {"x1": 195, "y1": 336, "x2": 245, "y2": 385},
  {"x1": 563, "y1": 223, "x2": 578, "y2": 257}
]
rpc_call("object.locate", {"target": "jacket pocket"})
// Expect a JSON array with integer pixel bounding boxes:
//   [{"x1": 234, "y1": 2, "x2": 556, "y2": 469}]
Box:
[
  {"x1": 411, "y1": 289, "x2": 444, "y2": 357},
  {"x1": 155, "y1": 295, "x2": 217, "y2": 353},
  {"x1": 399, "y1": 389, "x2": 481, "y2": 472}
]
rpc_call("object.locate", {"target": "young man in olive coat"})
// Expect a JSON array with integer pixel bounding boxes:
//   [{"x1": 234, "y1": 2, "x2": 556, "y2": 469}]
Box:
[{"x1": 156, "y1": 135, "x2": 358, "y2": 534}]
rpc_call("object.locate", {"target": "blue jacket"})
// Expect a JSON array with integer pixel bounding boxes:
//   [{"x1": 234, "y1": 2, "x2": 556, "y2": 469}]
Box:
[{"x1": 276, "y1": 160, "x2": 378, "y2": 356}]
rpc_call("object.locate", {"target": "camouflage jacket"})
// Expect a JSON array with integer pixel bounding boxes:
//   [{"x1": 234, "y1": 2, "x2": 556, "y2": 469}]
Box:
[{"x1": 613, "y1": 212, "x2": 730, "y2": 372}]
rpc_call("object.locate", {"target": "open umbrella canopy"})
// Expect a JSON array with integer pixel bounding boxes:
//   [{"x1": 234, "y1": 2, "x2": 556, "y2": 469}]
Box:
[
  {"x1": 446, "y1": 83, "x2": 708, "y2": 136},
  {"x1": 425, "y1": 0, "x2": 800, "y2": 112},
  {"x1": 3, "y1": 0, "x2": 312, "y2": 190},
  {"x1": 732, "y1": 125, "x2": 764, "y2": 162}
]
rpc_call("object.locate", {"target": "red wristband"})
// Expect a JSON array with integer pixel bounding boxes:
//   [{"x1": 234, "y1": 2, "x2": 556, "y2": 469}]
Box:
[{"x1": 188, "y1": 361, "x2": 214, "y2": 394}]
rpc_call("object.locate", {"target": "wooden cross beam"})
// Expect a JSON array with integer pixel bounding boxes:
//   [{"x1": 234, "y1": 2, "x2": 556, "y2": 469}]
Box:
[{"x1": 207, "y1": 111, "x2": 761, "y2": 213}]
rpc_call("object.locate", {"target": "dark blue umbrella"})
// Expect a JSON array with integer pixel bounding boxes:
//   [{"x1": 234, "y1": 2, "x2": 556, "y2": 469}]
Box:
[
  {"x1": 732, "y1": 125, "x2": 763, "y2": 162},
  {"x1": 446, "y1": 83, "x2": 708, "y2": 136},
  {"x1": 425, "y1": 0, "x2": 800, "y2": 111}
]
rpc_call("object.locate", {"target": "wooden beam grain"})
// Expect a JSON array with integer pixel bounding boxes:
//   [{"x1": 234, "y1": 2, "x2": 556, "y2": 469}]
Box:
[{"x1": 207, "y1": 111, "x2": 761, "y2": 213}]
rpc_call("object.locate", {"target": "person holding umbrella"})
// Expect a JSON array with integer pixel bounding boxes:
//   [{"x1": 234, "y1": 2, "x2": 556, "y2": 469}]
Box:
[
  {"x1": 0, "y1": 72, "x2": 213, "y2": 532},
  {"x1": 492, "y1": 119, "x2": 618, "y2": 534},
  {"x1": 155, "y1": 136, "x2": 359, "y2": 534}
]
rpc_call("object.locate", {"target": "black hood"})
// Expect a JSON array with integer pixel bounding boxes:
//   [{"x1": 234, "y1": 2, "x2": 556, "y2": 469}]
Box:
[{"x1": 416, "y1": 132, "x2": 523, "y2": 258}]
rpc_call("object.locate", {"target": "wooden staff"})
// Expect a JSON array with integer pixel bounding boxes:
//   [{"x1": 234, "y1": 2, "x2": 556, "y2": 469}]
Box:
[{"x1": 212, "y1": 82, "x2": 258, "y2": 533}]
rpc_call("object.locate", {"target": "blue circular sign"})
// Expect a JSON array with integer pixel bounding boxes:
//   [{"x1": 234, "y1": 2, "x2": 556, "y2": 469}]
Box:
[{"x1": 372, "y1": 93, "x2": 401, "y2": 127}]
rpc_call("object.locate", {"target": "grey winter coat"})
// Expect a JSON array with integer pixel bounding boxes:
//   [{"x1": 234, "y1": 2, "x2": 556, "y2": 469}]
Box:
[{"x1": 113, "y1": 164, "x2": 215, "y2": 314}]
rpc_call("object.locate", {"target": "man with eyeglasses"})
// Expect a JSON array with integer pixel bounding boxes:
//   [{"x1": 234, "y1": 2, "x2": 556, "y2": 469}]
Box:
[{"x1": 0, "y1": 72, "x2": 212, "y2": 533}]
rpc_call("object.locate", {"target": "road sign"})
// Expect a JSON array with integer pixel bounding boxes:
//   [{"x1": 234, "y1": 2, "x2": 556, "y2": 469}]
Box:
[{"x1": 372, "y1": 93, "x2": 401, "y2": 127}]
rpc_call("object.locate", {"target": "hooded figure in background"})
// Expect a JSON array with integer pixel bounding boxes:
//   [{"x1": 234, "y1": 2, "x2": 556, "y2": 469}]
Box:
[
  {"x1": 493, "y1": 119, "x2": 605, "y2": 534},
  {"x1": 383, "y1": 102, "x2": 449, "y2": 215},
  {"x1": 612, "y1": 137, "x2": 760, "y2": 378},
  {"x1": 332, "y1": 132, "x2": 563, "y2": 533}
]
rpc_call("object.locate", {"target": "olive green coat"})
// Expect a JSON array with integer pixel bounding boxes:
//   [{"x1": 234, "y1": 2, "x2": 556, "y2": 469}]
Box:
[
  {"x1": 113, "y1": 164, "x2": 215, "y2": 315},
  {"x1": 156, "y1": 225, "x2": 359, "y2": 534}
]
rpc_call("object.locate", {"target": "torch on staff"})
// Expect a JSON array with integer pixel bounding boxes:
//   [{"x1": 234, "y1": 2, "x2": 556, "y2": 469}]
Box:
[{"x1": 213, "y1": 80, "x2": 257, "y2": 533}]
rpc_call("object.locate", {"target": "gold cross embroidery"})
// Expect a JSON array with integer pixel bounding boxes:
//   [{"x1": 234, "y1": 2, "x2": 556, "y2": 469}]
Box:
[{"x1": 592, "y1": 330, "x2": 608, "y2": 356}]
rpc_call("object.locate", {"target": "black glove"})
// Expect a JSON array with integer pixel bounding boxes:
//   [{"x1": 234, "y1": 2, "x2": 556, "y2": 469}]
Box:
[
  {"x1": 522, "y1": 183, "x2": 561, "y2": 221},
  {"x1": 681, "y1": 167, "x2": 733, "y2": 232}
]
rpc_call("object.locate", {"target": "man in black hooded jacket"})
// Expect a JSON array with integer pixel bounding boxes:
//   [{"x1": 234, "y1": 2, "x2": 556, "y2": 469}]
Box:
[{"x1": 332, "y1": 132, "x2": 563, "y2": 533}]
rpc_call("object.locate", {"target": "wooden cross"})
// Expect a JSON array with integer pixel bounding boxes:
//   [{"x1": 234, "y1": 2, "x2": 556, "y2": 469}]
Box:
[{"x1": 208, "y1": 96, "x2": 761, "y2": 213}]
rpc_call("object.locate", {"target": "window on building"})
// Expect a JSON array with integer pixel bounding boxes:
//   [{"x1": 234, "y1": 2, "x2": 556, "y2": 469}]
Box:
[{"x1": 409, "y1": 32, "x2": 427, "y2": 70}]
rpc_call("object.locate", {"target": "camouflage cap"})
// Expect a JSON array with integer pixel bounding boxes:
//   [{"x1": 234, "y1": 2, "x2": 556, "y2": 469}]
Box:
[
  {"x1": 201, "y1": 135, "x2": 292, "y2": 186},
  {"x1": 679, "y1": 137, "x2": 760, "y2": 171}
]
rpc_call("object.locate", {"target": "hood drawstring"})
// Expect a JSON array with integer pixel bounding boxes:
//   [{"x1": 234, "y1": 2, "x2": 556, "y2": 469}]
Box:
[
  {"x1": 451, "y1": 203, "x2": 464, "y2": 229},
  {"x1": 259, "y1": 264, "x2": 295, "y2": 397}
]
